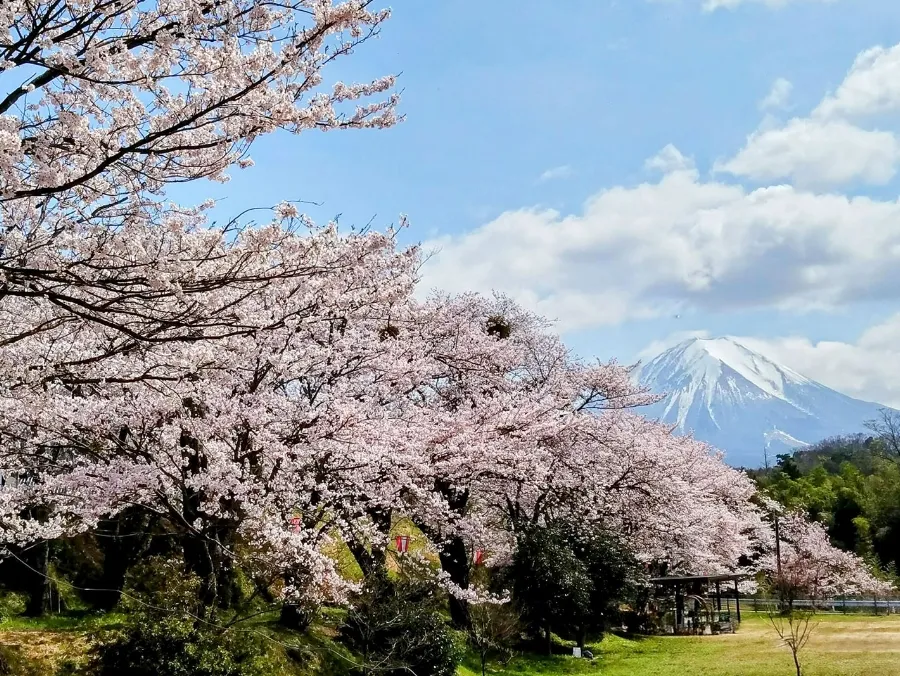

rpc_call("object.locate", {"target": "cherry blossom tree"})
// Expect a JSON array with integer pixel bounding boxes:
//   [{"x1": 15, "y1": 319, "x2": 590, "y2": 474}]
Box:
[
  {"x1": 0, "y1": 1, "x2": 888, "y2": 632},
  {"x1": 0, "y1": 223, "x2": 890, "y2": 621},
  {"x1": 491, "y1": 410, "x2": 769, "y2": 575},
  {"x1": 767, "y1": 510, "x2": 888, "y2": 607},
  {"x1": 0, "y1": 0, "x2": 402, "y2": 614},
  {"x1": 0, "y1": 0, "x2": 400, "y2": 351},
  {"x1": 0, "y1": 213, "x2": 426, "y2": 610},
  {"x1": 359, "y1": 295, "x2": 774, "y2": 626}
]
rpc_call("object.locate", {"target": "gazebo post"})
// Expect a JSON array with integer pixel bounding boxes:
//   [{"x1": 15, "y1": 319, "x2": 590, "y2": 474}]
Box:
[
  {"x1": 715, "y1": 581, "x2": 722, "y2": 612},
  {"x1": 734, "y1": 578, "x2": 741, "y2": 623},
  {"x1": 675, "y1": 584, "x2": 684, "y2": 630}
]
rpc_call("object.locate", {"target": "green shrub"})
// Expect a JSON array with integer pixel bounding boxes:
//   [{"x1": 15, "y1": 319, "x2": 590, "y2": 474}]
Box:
[
  {"x1": 339, "y1": 569, "x2": 463, "y2": 676},
  {"x1": 90, "y1": 613, "x2": 290, "y2": 676},
  {"x1": 505, "y1": 520, "x2": 642, "y2": 649},
  {"x1": 0, "y1": 591, "x2": 27, "y2": 622},
  {"x1": 87, "y1": 557, "x2": 293, "y2": 676}
]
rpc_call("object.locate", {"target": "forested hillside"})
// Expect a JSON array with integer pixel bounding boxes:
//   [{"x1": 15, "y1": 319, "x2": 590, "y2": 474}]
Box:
[{"x1": 750, "y1": 410, "x2": 900, "y2": 577}]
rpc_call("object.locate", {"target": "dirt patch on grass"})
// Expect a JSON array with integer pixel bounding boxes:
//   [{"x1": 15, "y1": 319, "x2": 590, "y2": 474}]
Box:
[
  {"x1": 715, "y1": 617, "x2": 900, "y2": 655},
  {"x1": 806, "y1": 619, "x2": 900, "y2": 652},
  {"x1": 0, "y1": 630, "x2": 89, "y2": 671}
]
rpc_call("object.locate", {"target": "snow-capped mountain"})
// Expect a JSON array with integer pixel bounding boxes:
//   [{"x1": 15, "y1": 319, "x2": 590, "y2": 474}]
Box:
[{"x1": 632, "y1": 337, "x2": 890, "y2": 468}]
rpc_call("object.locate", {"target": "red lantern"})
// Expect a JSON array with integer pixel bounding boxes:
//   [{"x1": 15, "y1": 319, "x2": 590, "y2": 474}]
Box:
[
  {"x1": 395, "y1": 535, "x2": 410, "y2": 554},
  {"x1": 473, "y1": 549, "x2": 484, "y2": 565},
  {"x1": 289, "y1": 516, "x2": 301, "y2": 533}
]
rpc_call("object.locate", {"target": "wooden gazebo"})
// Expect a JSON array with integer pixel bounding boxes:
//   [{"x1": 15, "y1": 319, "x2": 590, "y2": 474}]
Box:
[{"x1": 649, "y1": 573, "x2": 746, "y2": 634}]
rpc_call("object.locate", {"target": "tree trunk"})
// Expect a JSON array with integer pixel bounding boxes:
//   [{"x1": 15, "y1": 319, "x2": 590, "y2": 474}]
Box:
[
  {"x1": 792, "y1": 649, "x2": 802, "y2": 676},
  {"x1": 347, "y1": 506, "x2": 392, "y2": 579},
  {"x1": 211, "y1": 522, "x2": 241, "y2": 610},
  {"x1": 179, "y1": 408, "x2": 235, "y2": 613},
  {"x1": 182, "y1": 531, "x2": 218, "y2": 609},
  {"x1": 179, "y1": 517, "x2": 241, "y2": 612},
  {"x1": 279, "y1": 602, "x2": 313, "y2": 631},
  {"x1": 437, "y1": 535, "x2": 471, "y2": 628},
  {"x1": 24, "y1": 540, "x2": 52, "y2": 617},
  {"x1": 422, "y1": 481, "x2": 472, "y2": 628},
  {"x1": 348, "y1": 541, "x2": 379, "y2": 578},
  {"x1": 95, "y1": 509, "x2": 153, "y2": 610},
  {"x1": 545, "y1": 625, "x2": 552, "y2": 655}
]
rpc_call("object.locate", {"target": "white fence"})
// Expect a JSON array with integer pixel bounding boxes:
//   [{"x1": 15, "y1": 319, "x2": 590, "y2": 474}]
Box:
[{"x1": 740, "y1": 597, "x2": 900, "y2": 613}]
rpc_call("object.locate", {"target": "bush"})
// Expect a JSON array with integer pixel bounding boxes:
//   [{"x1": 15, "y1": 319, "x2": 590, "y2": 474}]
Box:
[
  {"x1": 0, "y1": 591, "x2": 27, "y2": 622},
  {"x1": 339, "y1": 569, "x2": 463, "y2": 676},
  {"x1": 90, "y1": 613, "x2": 289, "y2": 676},
  {"x1": 87, "y1": 558, "x2": 292, "y2": 676},
  {"x1": 467, "y1": 602, "x2": 521, "y2": 676},
  {"x1": 505, "y1": 521, "x2": 643, "y2": 649}
]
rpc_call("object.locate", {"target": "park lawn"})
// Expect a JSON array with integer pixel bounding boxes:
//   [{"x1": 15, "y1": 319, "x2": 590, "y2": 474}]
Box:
[
  {"x1": 3, "y1": 607, "x2": 898, "y2": 675},
  {"x1": 461, "y1": 613, "x2": 900, "y2": 676}
]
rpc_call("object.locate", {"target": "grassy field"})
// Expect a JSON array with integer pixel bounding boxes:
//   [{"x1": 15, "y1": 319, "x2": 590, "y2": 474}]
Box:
[
  {"x1": 459, "y1": 613, "x2": 900, "y2": 676},
  {"x1": 2, "y1": 610, "x2": 898, "y2": 675}
]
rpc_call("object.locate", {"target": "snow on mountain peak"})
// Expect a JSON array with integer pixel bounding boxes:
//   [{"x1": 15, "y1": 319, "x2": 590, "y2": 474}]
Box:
[
  {"x1": 636, "y1": 337, "x2": 809, "y2": 426},
  {"x1": 665, "y1": 337, "x2": 810, "y2": 401},
  {"x1": 634, "y1": 336, "x2": 888, "y2": 467}
]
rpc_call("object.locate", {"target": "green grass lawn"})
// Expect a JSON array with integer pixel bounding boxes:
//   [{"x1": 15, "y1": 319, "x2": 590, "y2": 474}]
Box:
[
  {"x1": 460, "y1": 613, "x2": 900, "y2": 676},
  {"x1": 3, "y1": 607, "x2": 898, "y2": 676}
]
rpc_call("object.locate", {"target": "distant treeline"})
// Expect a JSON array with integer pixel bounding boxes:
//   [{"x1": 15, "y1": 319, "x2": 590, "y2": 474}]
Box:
[{"x1": 749, "y1": 411, "x2": 900, "y2": 577}]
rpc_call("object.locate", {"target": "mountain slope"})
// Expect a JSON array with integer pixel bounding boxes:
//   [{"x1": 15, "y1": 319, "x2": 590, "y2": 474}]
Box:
[{"x1": 632, "y1": 337, "x2": 889, "y2": 468}]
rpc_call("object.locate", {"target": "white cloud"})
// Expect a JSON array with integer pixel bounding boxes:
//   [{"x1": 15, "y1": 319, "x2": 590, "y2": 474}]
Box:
[
  {"x1": 717, "y1": 119, "x2": 900, "y2": 187},
  {"x1": 814, "y1": 44, "x2": 900, "y2": 120},
  {"x1": 538, "y1": 165, "x2": 573, "y2": 182},
  {"x1": 648, "y1": 0, "x2": 836, "y2": 10},
  {"x1": 645, "y1": 144, "x2": 694, "y2": 174},
  {"x1": 702, "y1": 0, "x2": 835, "y2": 11},
  {"x1": 759, "y1": 78, "x2": 793, "y2": 111},
  {"x1": 737, "y1": 314, "x2": 900, "y2": 408},
  {"x1": 419, "y1": 148, "x2": 900, "y2": 331},
  {"x1": 720, "y1": 42, "x2": 900, "y2": 187}
]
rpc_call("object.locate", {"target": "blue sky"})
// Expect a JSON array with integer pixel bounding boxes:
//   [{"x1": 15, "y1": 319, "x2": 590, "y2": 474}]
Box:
[{"x1": 177, "y1": 0, "x2": 900, "y2": 407}]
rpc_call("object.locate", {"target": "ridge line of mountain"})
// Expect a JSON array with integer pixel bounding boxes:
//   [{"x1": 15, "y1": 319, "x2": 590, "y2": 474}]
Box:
[{"x1": 632, "y1": 337, "x2": 891, "y2": 468}]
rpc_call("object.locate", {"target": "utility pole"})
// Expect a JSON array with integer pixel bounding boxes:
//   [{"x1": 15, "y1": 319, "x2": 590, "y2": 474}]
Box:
[{"x1": 773, "y1": 512, "x2": 785, "y2": 612}]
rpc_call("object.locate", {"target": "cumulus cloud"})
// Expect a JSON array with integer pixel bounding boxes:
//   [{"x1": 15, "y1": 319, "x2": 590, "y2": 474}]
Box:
[
  {"x1": 759, "y1": 78, "x2": 793, "y2": 111},
  {"x1": 538, "y1": 165, "x2": 573, "y2": 182},
  {"x1": 814, "y1": 44, "x2": 900, "y2": 120},
  {"x1": 737, "y1": 315, "x2": 900, "y2": 408},
  {"x1": 701, "y1": 0, "x2": 835, "y2": 11},
  {"x1": 419, "y1": 147, "x2": 900, "y2": 331},
  {"x1": 717, "y1": 119, "x2": 900, "y2": 187},
  {"x1": 721, "y1": 42, "x2": 900, "y2": 187},
  {"x1": 645, "y1": 144, "x2": 694, "y2": 174}
]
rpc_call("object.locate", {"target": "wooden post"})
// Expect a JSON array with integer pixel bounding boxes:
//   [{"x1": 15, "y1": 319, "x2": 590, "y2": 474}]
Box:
[
  {"x1": 715, "y1": 581, "x2": 722, "y2": 612},
  {"x1": 675, "y1": 584, "x2": 684, "y2": 630},
  {"x1": 734, "y1": 579, "x2": 741, "y2": 623}
]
